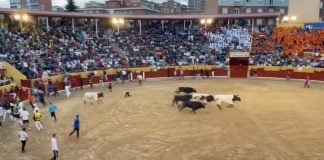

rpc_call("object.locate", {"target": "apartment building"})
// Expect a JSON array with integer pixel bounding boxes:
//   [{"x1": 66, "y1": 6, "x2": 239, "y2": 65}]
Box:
[
  {"x1": 219, "y1": 0, "x2": 288, "y2": 25},
  {"x1": 320, "y1": 0, "x2": 324, "y2": 21},
  {"x1": 188, "y1": 0, "x2": 205, "y2": 12},
  {"x1": 79, "y1": 0, "x2": 159, "y2": 15},
  {"x1": 85, "y1": 1, "x2": 105, "y2": 8},
  {"x1": 160, "y1": 0, "x2": 184, "y2": 14},
  {"x1": 10, "y1": 0, "x2": 52, "y2": 11}
]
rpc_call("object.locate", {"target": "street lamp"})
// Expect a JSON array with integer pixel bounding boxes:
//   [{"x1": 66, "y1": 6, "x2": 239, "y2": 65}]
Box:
[
  {"x1": 291, "y1": 16, "x2": 297, "y2": 21},
  {"x1": 22, "y1": 14, "x2": 29, "y2": 21},
  {"x1": 282, "y1": 16, "x2": 297, "y2": 23},
  {"x1": 200, "y1": 19, "x2": 206, "y2": 25},
  {"x1": 200, "y1": 18, "x2": 213, "y2": 29},
  {"x1": 14, "y1": 14, "x2": 21, "y2": 20},
  {"x1": 282, "y1": 16, "x2": 289, "y2": 22},
  {"x1": 112, "y1": 17, "x2": 125, "y2": 34},
  {"x1": 13, "y1": 14, "x2": 29, "y2": 31}
]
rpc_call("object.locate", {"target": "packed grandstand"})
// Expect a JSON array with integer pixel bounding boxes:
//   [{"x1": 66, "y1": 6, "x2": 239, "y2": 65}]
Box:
[{"x1": 0, "y1": 18, "x2": 323, "y2": 81}]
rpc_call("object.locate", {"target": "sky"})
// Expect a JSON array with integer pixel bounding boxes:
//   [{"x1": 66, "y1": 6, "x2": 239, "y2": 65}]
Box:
[{"x1": 0, "y1": 0, "x2": 188, "y2": 8}]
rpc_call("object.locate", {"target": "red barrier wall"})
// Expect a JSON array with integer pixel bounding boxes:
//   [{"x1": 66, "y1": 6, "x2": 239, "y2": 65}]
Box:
[
  {"x1": 17, "y1": 67, "x2": 324, "y2": 102},
  {"x1": 250, "y1": 68, "x2": 324, "y2": 81}
]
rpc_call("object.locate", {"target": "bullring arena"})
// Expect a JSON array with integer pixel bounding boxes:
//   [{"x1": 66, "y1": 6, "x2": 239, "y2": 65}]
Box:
[
  {"x1": 1, "y1": 78, "x2": 324, "y2": 160},
  {"x1": 1, "y1": 3, "x2": 324, "y2": 160}
]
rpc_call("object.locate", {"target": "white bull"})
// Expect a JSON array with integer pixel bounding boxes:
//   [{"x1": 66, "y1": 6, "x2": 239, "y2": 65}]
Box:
[
  {"x1": 83, "y1": 92, "x2": 104, "y2": 105},
  {"x1": 213, "y1": 95, "x2": 241, "y2": 110}
]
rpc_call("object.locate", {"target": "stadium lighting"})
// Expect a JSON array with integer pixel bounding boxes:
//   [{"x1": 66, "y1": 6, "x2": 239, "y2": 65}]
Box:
[
  {"x1": 200, "y1": 19, "x2": 206, "y2": 24},
  {"x1": 291, "y1": 16, "x2": 297, "y2": 21},
  {"x1": 112, "y1": 17, "x2": 125, "y2": 34},
  {"x1": 281, "y1": 16, "x2": 297, "y2": 23},
  {"x1": 14, "y1": 14, "x2": 29, "y2": 21},
  {"x1": 206, "y1": 18, "x2": 213, "y2": 24},
  {"x1": 13, "y1": 14, "x2": 29, "y2": 32},
  {"x1": 112, "y1": 18, "x2": 118, "y2": 24},
  {"x1": 14, "y1": 14, "x2": 21, "y2": 20},
  {"x1": 282, "y1": 16, "x2": 289, "y2": 22},
  {"x1": 200, "y1": 18, "x2": 213, "y2": 29},
  {"x1": 22, "y1": 14, "x2": 29, "y2": 22},
  {"x1": 118, "y1": 18, "x2": 125, "y2": 24}
]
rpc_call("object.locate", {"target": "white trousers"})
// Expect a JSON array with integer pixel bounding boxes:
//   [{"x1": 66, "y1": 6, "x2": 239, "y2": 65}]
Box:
[
  {"x1": 100, "y1": 80, "x2": 105, "y2": 86},
  {"x1": 35, "y1": 121, "x2": 43, "y2": 131},
  {"x1": 65, "y1": 86, "x2": 71, "y2": 97},
  {"x1": 0, "y1": 108, "x2": 3, "y2": 118},
  {"x1": 3, "y1": 109, "x2": 13, "y2": 121}
]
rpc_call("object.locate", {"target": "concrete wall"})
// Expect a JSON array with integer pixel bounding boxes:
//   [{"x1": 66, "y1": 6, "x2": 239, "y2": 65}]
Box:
[
  {"x1": 288, "y1": 0, "x2": 320, "y2": 23},
  {"x1": 3, "y1": 62, "x2": 26, "y2": 86}
]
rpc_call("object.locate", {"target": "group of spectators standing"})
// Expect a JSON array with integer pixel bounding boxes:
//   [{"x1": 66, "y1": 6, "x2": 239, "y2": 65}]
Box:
[{"x1": 0, "y1": 77, "x2": 86, "y2": 159}]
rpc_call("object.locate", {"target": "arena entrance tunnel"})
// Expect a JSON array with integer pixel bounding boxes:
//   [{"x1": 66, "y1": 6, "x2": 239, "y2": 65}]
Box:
[{"x1": 229, "y1": 52, "x2": 250, "y2": 78}]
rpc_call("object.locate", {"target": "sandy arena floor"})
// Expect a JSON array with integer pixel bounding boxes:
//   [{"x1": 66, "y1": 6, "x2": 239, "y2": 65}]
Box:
[{"x1": 1, "y1": 78, "x2": 324, "y2": 160}]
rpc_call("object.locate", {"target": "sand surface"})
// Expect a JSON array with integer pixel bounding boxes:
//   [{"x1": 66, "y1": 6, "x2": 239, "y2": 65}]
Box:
[{"x1": 1, "y1": 78, "x2": 324, "y2": 160}]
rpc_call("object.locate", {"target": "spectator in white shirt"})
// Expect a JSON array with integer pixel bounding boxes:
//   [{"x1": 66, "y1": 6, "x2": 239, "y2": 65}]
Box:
[
  {"x1": 51, "y1": 134, "x2": 59, "y2": 160},
  {"x1": 20, "y1": 108, "x2": 30, "y2": 126},
  {"x1": 18, "y1": 128, "x2": 28, "y2": 153}
]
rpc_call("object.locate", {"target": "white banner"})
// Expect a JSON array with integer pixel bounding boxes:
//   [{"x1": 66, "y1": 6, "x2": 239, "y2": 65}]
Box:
[{"x1": 230, "y1": 52, "x2": 250, "y2": 58}]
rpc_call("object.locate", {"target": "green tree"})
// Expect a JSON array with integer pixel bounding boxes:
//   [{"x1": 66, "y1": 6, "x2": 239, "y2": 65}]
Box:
[{"x1": 65, "y1": 0, "x2": 78, "y2": 12}]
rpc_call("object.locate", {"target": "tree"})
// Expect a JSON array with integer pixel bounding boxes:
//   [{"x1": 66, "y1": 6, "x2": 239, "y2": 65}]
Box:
[{"x1": 65, "y1": 0, "x2": 78, "y2": 12}]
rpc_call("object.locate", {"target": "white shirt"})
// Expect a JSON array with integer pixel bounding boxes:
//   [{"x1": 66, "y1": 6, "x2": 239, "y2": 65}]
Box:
[
  {"x1": 20, "y1": 111, "x2": 29, "y2": 120},
  {"x1": 137, "y1": 75, "x2": 143, "y2": 80},
  {"x1": 18, "y1": 102, "x2": 24, "y2": 110},
  {"x1": 23, "y1": 62, "x2": 28, "y2": 68},
  {"x1": 19, "y1": 131, "x2": 28, "y2": 141},
  {"x1": 51, "y1": 138, "x2": 58, "y2": 151},
  {"x1": 33, "y1": 106, "x2": 40, "y2": 114}
]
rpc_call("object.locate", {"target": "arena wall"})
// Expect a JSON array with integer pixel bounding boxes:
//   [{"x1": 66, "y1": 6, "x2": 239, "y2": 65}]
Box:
[
  {"x1": 3, "y1": 62, "x2": 26, "y2": 86},
  {"x1": 21, "y1": 65, "x2": 226, "y2": 88},
  {"x1": 0, "y1": 83, "x2": 18, "y2": 93},
  {"x1": 8, "y1": 65, "x2": 324, "y2": 102},
  {"x1": 249, "y1": 66, "x2": 324, "y2": 81},
  {"x1": 276, "y1": 23, "x2": 304, "y2": 28}
]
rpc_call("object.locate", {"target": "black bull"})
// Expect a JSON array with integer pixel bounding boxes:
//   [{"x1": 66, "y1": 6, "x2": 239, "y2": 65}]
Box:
[
  {"x1": 175, "y1": 87, "x2": 196, "y2": 94},
  {"x1": 172, "y1": 95, "x2": 192, "y2": 106},
  {"x1": 179, "y1": 101, "x2": 206, "y2": 114}
]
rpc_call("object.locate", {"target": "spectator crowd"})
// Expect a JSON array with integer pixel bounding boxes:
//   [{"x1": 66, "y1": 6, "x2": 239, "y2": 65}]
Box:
[{"x1": 0, "y1": 19, "x2": 323, "y2": 80}]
